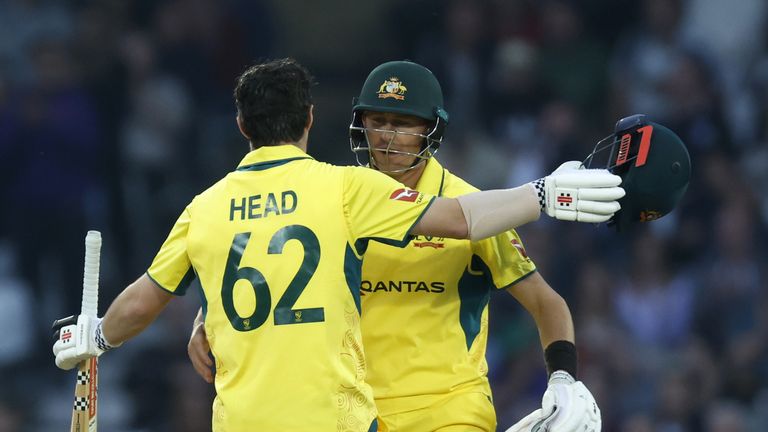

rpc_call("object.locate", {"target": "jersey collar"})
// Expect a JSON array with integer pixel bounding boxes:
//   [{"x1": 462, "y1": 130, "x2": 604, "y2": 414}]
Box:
[
  {"x1": 414, "y1": 157, "x2": 446, "y2": 197},
  {"x1": 236, "y1": 144, "x2": 314, "y2": 171}
]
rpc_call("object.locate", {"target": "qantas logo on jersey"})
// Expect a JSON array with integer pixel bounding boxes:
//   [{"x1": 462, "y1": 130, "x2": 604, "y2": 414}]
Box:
[
  {"x1": 361, "y1": 279, "x2": 445, "y2": 294},
  {"x1": 389, "y1": 188, "x2": 420, "y2": 202}
]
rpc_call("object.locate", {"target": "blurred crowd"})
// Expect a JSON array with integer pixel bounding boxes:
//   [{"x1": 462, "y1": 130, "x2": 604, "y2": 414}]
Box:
[{"x1": 0, "y1": 0, "x2": 766, "y2": 431}]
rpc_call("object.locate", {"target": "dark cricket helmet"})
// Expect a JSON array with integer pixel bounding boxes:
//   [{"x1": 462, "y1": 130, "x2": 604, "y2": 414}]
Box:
[
  {"x1": 584, "y1": 114, "x2": 691, "y2": 231},
  {"x1": 349, "y1": 60, "x2": 449, "y2": 172}
]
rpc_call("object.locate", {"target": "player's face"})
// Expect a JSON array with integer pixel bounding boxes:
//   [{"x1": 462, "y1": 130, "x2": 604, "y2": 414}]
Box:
[{"x1": 362, "y1": 111, "x2": 429, "y2": 172}]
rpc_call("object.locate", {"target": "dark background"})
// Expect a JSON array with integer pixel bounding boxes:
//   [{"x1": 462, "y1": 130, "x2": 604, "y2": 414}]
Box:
[{"x1": 0, "y1": 0, "x2": 766, "y2": 431}]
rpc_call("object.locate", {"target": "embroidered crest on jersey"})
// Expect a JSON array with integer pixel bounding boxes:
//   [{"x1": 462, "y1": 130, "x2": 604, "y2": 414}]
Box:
[
  {"x1": 377, "y1": 77, "x2": 407, "y2": 100},
  {"x1": 413, "y1": 235, "x2": 445, "y2": 249},
  {"x1": 389, "y1": 188, "x2": 419, "y2": 202},
  {"x1": 413, "y1": 241, "x2": 444, "y2": 249}
]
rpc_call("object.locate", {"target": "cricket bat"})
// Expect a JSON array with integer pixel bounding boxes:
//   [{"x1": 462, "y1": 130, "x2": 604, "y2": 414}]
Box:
[{"x1": 71, "y1": 231, "x2": 101, "y2": 432}]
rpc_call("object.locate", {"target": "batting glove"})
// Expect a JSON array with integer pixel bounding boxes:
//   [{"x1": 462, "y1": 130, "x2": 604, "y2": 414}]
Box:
[
  {"x1": 52, "y1": 315, "x2": 119, "y2": 370},
  {"x1": 531, "y1": 161, "x2": 624, "y2": 223},
  {"x1": 505, "y1": 371, "x2": 601, "y2": 432}
]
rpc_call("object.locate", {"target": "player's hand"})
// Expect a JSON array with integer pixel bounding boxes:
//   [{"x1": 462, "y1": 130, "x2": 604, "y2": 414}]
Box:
[
  {"x1": 532, "y1": 161, "x2": 625, "y2": 223},
  {"x1": 188, "y1": 320, "x2": 214, "y2": 383},
  {"x1": 505, "y1": 371, "x2": 601, "y2": 432},
  {"x1": 52, "y1": 314, "x2": 119, "y2": 370},
  {"x1": 504, "y1": 407, "x2": 546, "y2": 432}
]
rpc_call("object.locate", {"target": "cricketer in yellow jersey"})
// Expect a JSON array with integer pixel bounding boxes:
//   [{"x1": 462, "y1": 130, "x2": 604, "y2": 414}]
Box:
[
  {"x1": 358, "y1": 157, "x2": 535, "y2": 432},
  {"x1": 186, "y1": 61, "x2": 605, "y2": 431},
  {"x1": 53, "y1": 59, "x2": 621, "y2": 431},
  {"x1": 349, "y1": 62, "x2": 601, "y2": 432}
]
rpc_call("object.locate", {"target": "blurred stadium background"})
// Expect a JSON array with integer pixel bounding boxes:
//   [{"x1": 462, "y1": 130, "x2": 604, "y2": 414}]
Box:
[{"x1": 0, "y1": 0, "x2": 766, "y2": 431}]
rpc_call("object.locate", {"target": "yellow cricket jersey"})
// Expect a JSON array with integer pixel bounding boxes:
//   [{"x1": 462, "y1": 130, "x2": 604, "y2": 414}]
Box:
[
  {"x1": 360, "y1": 158, "x2": 537, "y2": 417},
  {"x1": 146, "y1": 145, "x2": 435, "y2": 432}
]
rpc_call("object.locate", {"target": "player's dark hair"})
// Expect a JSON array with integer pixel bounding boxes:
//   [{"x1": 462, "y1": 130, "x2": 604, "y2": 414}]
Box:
[{"x1": 234, "y1": 58, "x2": 314, "y2": 147}]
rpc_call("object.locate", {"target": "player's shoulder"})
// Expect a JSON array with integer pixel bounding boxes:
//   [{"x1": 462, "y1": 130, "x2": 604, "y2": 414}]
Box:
[
  {"x1": 343, "y1": 164, "x2": 400, "y2": 185},
  {"x1": 440, "y1": 168, "x2": 480, "y2": 198},
  {"x1": 341, "y1": 164, "x2": 379, "y2": 175},
  {"x1": 181, "y1": 177, "x2": 227, "y2": 215},
  {"x1": 301, "y1": 159, "x2": 364, "y2": 180},
  {"x1": 195, "y1": 176, "x2": 229, "y2": 200}
]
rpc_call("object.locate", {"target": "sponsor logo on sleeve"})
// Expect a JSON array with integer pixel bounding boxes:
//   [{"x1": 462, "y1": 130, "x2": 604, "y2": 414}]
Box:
[
  {"x1": 511, "y1": 239, "x2": 528, "y2": 258},
  {"x1": 389, "y1": 188, "x2": 420, "y2": 202}
]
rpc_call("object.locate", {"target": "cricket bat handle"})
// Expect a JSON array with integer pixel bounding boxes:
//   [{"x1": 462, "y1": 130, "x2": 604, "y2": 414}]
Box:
[
  {"x1": 82, "y1": 231, "x2": 101, "y2": 318},
  {"x1": 72, "y1": 230, "x2": 101, "y2": 432}
]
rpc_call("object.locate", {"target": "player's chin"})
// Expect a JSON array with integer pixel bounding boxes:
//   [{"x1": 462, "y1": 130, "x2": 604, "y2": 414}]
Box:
[
  {"x1": 372, "y1": 155, "x2": 414, "y2": 172},
  {"x1": 374, "y1": 162, "x2": 409, "y2": 173}
]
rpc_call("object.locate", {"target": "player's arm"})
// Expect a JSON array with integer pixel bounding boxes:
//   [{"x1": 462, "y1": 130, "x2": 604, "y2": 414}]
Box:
[
  {"x1": 413, "y1": 162, "x2": 624, "y2": 241},
  {"x1": 188, "y1": 307, "x2": 214, "y2": 383},
  {"x1": 101, "y1": 205, "x2": 191, "y2": 345},
  {"x1": 100, "y1": 273, "x2": 174, "y2": 344},
  {"x1": 411, "y1": 196, "x2": 469, "y2": 239},
  {"x1": 52, "y1": 274, "x2": 174, "y2": 370},
  {"x1": 506, "y1": 272, "x2": 574, "y2": 357},
  {"x1": 505, "y1": 272, "x2": 601, "y2": 432},
  {"x1": 54, "y1": 207, "x2": 192, "y2": 370},
  {"x1": 412, "y1": 184, "x2": 541, "y2": 240}
]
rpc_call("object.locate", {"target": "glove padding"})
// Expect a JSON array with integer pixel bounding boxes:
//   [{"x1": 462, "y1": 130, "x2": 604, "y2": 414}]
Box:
[
  {"x1": 505, "y1": 371, "x2": 601, "y2": 432},
  {"x1": 52, "y1": 314, "x2": 118, "y2": 370},
  {"x1": 533, "y1": 161, "x2": 625, "y2": 223}
]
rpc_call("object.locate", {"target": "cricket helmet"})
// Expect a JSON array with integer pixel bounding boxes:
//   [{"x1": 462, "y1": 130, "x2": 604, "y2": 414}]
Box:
[
  {"x1": 349, "y1": 60, "x2": 449, "y2": 172},
  {"x1": 584, "y1": 114, "x2": 691, "y2": 231}
]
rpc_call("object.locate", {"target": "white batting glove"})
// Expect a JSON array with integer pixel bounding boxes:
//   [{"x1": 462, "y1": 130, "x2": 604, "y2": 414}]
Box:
[
  {"x1": 505, "y1": 407, "x2": 546, "y2": 432},
  {"x1": 52, "y1": 315, "x2": 119, "y2": 370},
  {"x1": 531, "y1": 161, "x2": 624, "y2": 223},
  {"x1": 505, "y1": 371, "x2": 601, "y2": 432}
]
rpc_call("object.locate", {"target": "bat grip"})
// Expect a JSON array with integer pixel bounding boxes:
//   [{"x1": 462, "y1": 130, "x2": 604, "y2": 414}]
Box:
[{"x1": 82, "y1": 231, "x2": 102, "y2": 318}]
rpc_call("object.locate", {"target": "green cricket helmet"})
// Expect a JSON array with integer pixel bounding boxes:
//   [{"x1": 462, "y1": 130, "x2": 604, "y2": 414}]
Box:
[
  {"x1": 349, "y1": 60, "x2": 449, "y2": 172},
  {"x1": 584, "y1": 114, "x2": 691, "y2": 231}
]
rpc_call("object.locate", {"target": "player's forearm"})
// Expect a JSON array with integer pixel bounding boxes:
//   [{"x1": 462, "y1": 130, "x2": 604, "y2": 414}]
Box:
[
  {"x1": 412, "y1": 185, "x2": 540, "y2": 240},
  {"x1": 507, "y1": 273, "x2": 574, "y2": 347},
  {"x1": 101, "y1": 273, "x2": 174, "y2": 345},
  {"x1": 531, "y1": 293, "x2": 575, "y2": 348},
  {"x1": 527, "y1": 289, "x2": 577, "y2": 377},
  {"x1": 456, "y1": 185, "x2": 541, "y2": 241},
  {"x1": 508, "y1": 273, "x2": 577, "y2": 377}
]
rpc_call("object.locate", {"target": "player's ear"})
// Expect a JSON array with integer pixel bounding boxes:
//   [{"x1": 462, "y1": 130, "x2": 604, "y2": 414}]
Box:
[
  {"x1": 306, "y1": 104, "x2": 314, "y2": 131},
  {"x1": 236, "y1": 114, "x2": 251, "y2": 140}
]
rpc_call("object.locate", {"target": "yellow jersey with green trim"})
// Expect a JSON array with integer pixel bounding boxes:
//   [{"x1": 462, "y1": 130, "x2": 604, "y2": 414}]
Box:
[
  {"x1": 360, "y1": 157, "x2": 537, "y2": 416},
  {"x1": 146, "y1": 145, "x2": 435, "y2": 432}
]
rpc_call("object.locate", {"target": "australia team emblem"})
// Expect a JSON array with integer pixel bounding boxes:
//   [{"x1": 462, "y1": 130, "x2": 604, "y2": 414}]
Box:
[{"x1": 378, "y1": 77, "x2": 407, "y2": 100}]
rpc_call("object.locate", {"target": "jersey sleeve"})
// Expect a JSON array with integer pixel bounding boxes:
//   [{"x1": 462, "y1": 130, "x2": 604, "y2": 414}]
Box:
[
  {"x1": 342, "y1": 166, "x2": 435, "y2": 248},
  {"x1": 146, "y1": 207, "x2": 196, "y2": 295},
  {"x1": 470, "y1": 229, "x2": 537, "y2": 289}
]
